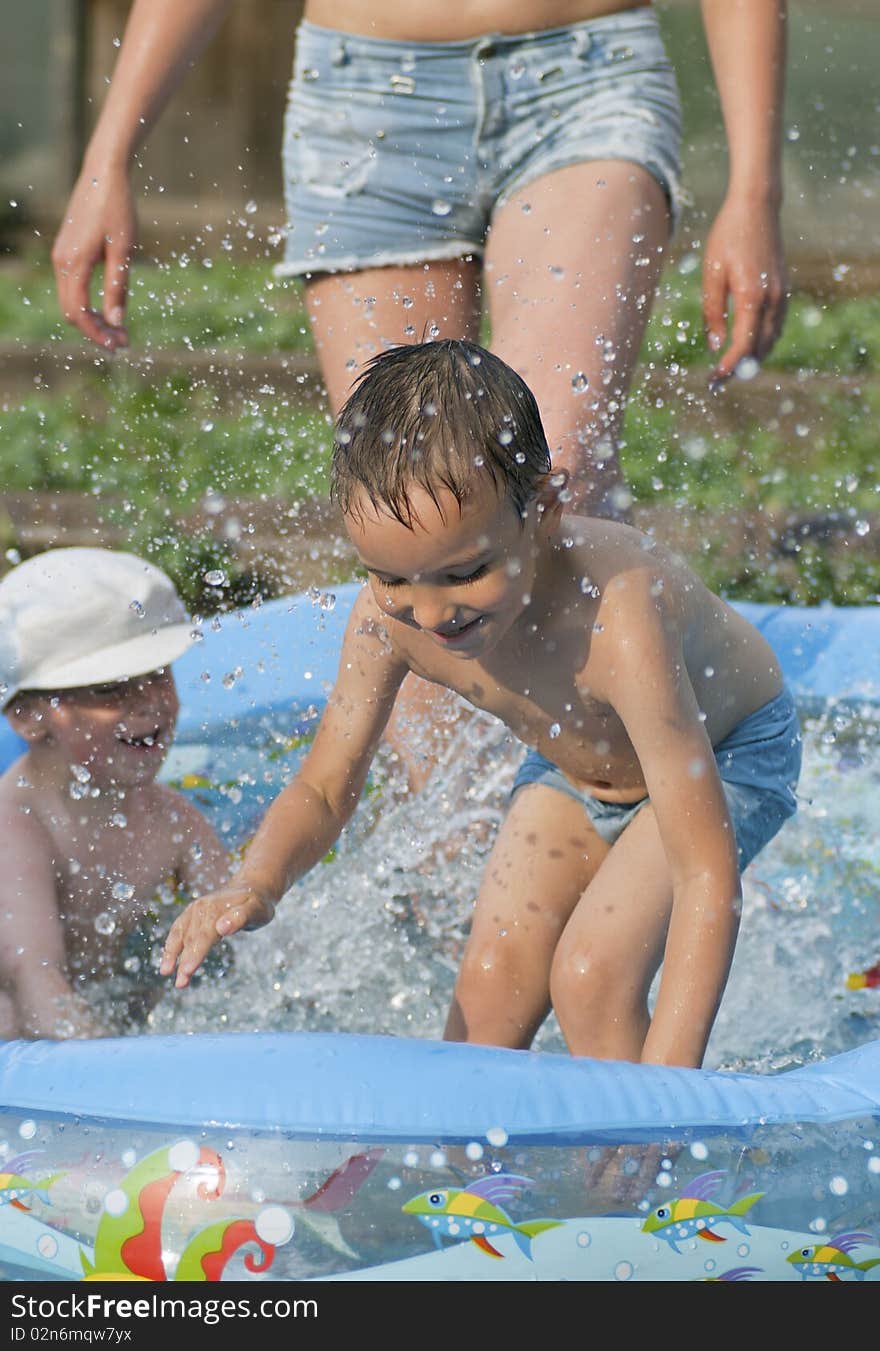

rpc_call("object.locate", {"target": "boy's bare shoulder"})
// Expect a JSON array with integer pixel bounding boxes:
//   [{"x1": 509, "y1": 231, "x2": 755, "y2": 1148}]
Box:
[{"x1": 564, "y1": 519, "x2": 692, "y2": 617}]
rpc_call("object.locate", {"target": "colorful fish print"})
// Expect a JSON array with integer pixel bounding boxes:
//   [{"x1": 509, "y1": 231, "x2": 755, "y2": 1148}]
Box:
[
  {"x1": 641, "y1": 1171, "x2": 763, "y2": 1253},
  {"x1": 0, "y1": 1151, "x2": 65, "y2": 1212},
  {"x1": 402, "y1": 1173, "x2": 561, "y2": 1260},
  {"x1": 703, "y1": 1266, "x2": 763, "y2": 1281},
  {"x1": 77, "y1": 1140, "x2": 380, "y2": 1280},
  {"x1": 786, "y1": 1232, "x2": 880, "y2": 1282}
]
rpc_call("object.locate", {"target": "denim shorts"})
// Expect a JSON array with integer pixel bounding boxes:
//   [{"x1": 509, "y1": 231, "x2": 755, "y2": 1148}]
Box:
[
  {"x1": 278, "y1": 8, "x2": 683, "y2": 277},
  {"x1": 512, "y1": 687, "x2": 803, "y2": 870}
]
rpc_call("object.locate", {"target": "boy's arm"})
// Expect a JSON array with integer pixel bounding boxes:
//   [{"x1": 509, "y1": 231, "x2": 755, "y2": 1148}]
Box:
[
  {"x1": 160, "y1": 591, "x2": 409, "y2": 987},
  {"x1": 0, "y1": 807, "x2": 107, "y2": 1039},
  {"x1": 591, "y1": 577, "x2": 742, "y2": 1069}
]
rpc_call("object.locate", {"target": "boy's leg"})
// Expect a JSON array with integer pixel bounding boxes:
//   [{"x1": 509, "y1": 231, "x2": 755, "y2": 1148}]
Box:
[
  {"x1": 549, "y1": 804, "x2": 682, "y2": 1209},
  {"x1": 549, "y1": 802, "x2": 676, "y2": 1061},
  {"x1": 484, "y1": 160, "x2": 670, "y2": 517},
  {"x1": 445, "y1": 784, "x2": 610, "y2": 1049},
  {"x1": 0, "y1": 991, "x2": 20, "y2": 1039}
]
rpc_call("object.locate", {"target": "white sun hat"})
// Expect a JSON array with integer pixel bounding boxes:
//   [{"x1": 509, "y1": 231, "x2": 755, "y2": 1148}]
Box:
[{"x1": 0, "y1": 547, "x2": 195, "y2": 708}]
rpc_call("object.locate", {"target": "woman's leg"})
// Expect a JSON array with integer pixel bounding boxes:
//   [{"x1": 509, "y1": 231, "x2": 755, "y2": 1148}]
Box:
[
  {"x1": 304, "y1": 257, "x2": 482, "y2": 413},
  {"x1": 484, "y1": 160, "x2": 670, "y2": 517},
  {"x1": 445, "y1": 784, "x2": 610, "y2": 1049},
  {"x1": 304, "y1": 257, "x2": 483, "y2": 789}
]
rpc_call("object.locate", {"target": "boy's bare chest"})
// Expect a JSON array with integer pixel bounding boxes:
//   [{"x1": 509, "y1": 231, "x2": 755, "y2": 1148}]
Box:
[
  {"x1": 446, "y1": 659, "x2": 644, "y2": 792},
  {"x1": 51, "y1": 823, "x2": 178, "y2": 968}
]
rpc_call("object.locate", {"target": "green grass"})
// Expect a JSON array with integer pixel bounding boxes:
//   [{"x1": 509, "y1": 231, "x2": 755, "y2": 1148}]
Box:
[
  {"x1": 3, "y1": 248, "x2": 880, "y2": 372},
  {"x1": 2, "y1": 250, "x2": 879, "y2": 608}
]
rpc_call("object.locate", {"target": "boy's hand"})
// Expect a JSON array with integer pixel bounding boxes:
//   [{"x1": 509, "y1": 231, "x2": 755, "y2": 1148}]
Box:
[{"x1": 159, "y1": 884, "x2": 276, "y2": 989}]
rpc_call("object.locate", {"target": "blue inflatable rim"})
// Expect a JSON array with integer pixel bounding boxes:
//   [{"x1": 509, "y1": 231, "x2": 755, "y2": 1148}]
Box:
[{"x1": 1, "y1": 1031, "x2": 879, "y2": 1145}]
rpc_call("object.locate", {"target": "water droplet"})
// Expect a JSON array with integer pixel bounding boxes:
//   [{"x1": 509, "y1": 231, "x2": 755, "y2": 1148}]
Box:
[
  {"x1": 129, "y1": 599, "x2": 145, "y2": 618},
  {"x1": 572, "y1": 372, "x2": 590, "y2": 394},
  {"x1": 549, "y1": 722, "x2": 561, "y2": 739},
  {"x1": 112, "y1": 881, "x2": 135, "y2": 902},
  {"x1": 94, "y1": 912, "x2": 118, "y2": 936},
  {"x1": 72, "y1": 764, "x2": 91, "y2": 784},
  {"x1": 204, "y1": 569, "x2": 228, "y2": 588},
  {"x1": 431, "y1": 199, "x2": 452, "y2": 217},
  {"x1": 734, "y1": 356, "x2": 760, "y2": 381},
  {"x1": 245, "y1": 199, "x2": 258, "y2": 214}
]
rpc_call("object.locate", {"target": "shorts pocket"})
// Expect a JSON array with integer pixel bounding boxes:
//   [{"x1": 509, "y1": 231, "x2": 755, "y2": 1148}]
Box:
[{"x1": 283, "y1": 84, "x2": 377, "y2": 199}]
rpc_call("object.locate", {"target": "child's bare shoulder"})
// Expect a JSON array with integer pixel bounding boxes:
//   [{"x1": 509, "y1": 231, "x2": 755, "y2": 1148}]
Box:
[{"x1": 0, "y1": 775, "x2": 56, "y2": 869}]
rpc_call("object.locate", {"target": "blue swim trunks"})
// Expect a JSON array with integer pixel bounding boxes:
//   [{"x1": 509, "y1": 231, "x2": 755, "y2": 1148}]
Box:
[
  {"x1": 279, "y1": 7, "x2": 683, "y2": 277},
  {"x1": 512, "y1": 687, "x2": 802, "y2": 870}
]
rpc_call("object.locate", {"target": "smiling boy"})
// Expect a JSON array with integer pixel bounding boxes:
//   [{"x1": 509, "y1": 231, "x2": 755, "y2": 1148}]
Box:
[
  {"x1": 0, "y1": 548, "x2": 230, "y2": 1038},
  {"x1": 162, "y1": 340, "x2": 801, "y2": 1069}
]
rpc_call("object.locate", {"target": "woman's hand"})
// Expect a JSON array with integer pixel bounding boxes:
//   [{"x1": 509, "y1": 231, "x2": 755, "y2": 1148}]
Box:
[
  {"x1": 51, "y1": 162, "x2": 138, "y2": 351},
  {"x1": 702, "y1": 195, "x2": 787, "y2": 385},
  {"x1": 159, "y1": 883, "x2": 277, "y2": 988}
]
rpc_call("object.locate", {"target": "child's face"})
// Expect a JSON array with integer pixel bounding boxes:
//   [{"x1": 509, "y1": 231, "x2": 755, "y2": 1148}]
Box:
[
  {"x1": 33, "y1": 668, "x2": 180, "y2": 787},
  {"x1": 344, "y1": 477, "x2": 549, "y2": 660}
]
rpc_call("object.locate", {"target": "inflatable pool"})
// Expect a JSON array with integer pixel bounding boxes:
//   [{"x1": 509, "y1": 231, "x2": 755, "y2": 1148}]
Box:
[{"x1": 0, "y1": 583, "x2": 879, "y2": 1283}]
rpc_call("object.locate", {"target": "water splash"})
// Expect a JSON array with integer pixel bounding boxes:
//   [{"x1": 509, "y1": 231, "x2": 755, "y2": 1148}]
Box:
[{"x1": 136, "y1": 702, "x2": 880, "y2": 1071}]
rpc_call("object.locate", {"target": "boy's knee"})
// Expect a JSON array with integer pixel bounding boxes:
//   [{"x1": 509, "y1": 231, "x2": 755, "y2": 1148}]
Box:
[
  {"x1": 455, "y1": 932, "x2": 534, "y2": 1006},
  {"x1": 549, "y1": 937, "x2": 630, "y2": 1020}
]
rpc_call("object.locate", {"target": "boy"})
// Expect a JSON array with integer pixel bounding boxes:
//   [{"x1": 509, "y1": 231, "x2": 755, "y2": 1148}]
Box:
[
  {"x1": 0, "y1": 547, "x2": 230, "y2": 1039},
  {"x1": 161, "y1": 340, "x2": 801, "y2": 1070}
]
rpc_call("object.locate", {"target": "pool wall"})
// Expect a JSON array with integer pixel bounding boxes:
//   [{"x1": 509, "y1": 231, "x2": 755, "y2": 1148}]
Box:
[{"x1": 0, "y1": 585, "x2": 879, "y2": 1282}]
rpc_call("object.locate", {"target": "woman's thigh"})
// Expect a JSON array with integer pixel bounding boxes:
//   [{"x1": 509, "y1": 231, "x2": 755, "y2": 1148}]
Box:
[
  {"x1": 304, "y1": 258, "x2": 482, "y2": 413},
  {"x1": 484, "y1": 159, "x2": 669, "y2": 512}
]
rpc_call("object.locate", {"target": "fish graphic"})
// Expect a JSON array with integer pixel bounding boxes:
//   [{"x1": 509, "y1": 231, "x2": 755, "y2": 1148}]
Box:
[
  {"x1": 786, "y1": 1232, "x2": 880, "y2": 1282},
  {"x1": 0, "y1": 1151, "x2": 65, "y2": 1212},
  {"x1": 703, "y1": 1266, "x2": 763, "y2": 1281},
  {"x1": 641, "y1": 1171, "x2": 763, "y2": 1253},
  {"x1": 402, "y1": 1173, "x2": 561, "y2": 1260}
]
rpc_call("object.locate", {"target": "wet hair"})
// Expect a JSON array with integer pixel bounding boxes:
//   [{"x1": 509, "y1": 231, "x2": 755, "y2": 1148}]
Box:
[{"x1": 330, "y1": 339, "x2": 553, "y2": 527}]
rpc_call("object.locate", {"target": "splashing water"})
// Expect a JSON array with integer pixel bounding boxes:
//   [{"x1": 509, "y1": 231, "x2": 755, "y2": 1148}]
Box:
[{"x1": 135, "y1": 699, "x2": 880, "y2": 1072}]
